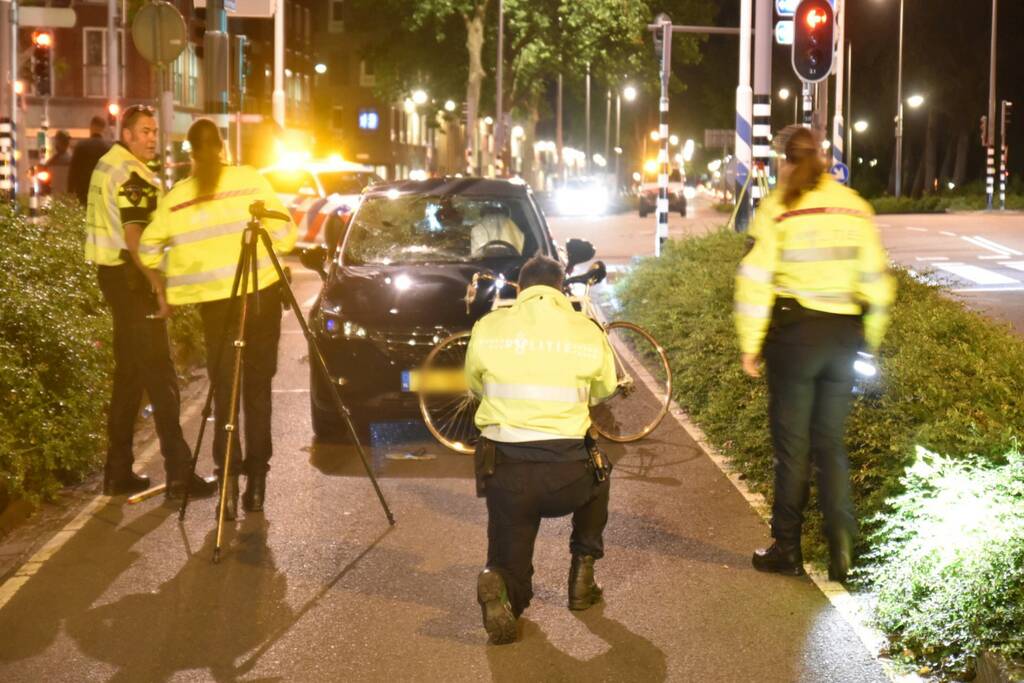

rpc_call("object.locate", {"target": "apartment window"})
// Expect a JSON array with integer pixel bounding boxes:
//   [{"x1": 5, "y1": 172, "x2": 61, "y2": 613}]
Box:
[
  {"x1": 332, "y1": 1, "x2": 344, "y2": 22},
  {"x1": 170, "y1": 43, "x2": 200, "y2": 107},
  {"x1": 82, "y1": 28, "x2": 124, "y2": 98},
  {"x1": 359, "y1": 59, "x2": 375, "y2": 88}
]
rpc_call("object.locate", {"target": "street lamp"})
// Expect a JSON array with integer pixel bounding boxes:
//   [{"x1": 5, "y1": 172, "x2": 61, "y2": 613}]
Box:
[
  {"x1": 314, "y1": 63, "x2": 327, "y2": 75},
  {"x1": 853, "y1": 120, "x2": 869, "y2": 133},
  {"x1": 650, "y1": 130, "x2": 660, "y2": 142},
  {"x1": 444, "y1": 100, "x2": 456, "y2": 112},
  {"x1": 907, "y1": 94, "x2": 925, "y2": 109},
  {"x1": 668, "y1": 134, "x2": 679, "y2": 147},
  {"x1": 623, "y1": 85, "x2": 637, "y2": 102},
  {"x1": 412, "y1": 89, "x2": 428, "y2": 105},
  {"x1": 778, "y1": 87, "x2": 797, "y2": 125}
]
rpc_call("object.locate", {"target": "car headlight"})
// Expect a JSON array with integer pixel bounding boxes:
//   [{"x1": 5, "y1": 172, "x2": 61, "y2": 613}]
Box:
[{"x1": 322, "y1": 307, "x2": 368, "y2": 339}]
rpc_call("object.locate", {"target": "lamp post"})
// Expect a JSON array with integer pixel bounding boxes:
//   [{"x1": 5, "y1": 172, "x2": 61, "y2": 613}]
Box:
[
  {"x1": 616, "y1": 85, "x2": 637, "y2": 185},
  {"x1": 893, "y1": 0, "x2": 906, "y2": 198}
]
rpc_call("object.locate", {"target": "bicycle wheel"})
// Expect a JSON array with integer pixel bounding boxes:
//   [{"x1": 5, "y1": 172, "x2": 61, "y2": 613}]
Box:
[
  {"x1": 419, "y1": 331, "x2": 480, "y2": 455},
  {"x1": 590, "y1": 321, "x2": 672, "y2": 442}
]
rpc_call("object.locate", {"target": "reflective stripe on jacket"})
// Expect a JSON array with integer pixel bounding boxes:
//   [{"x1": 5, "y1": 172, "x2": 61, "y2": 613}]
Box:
[
  {"x1": 464, "y1": 285, "x2": 618, "y2": 441},
  {"x1": 83, "y1": 143, "x2": 161, "y2": 266},
  {"x1": 734, "y1": 174, "x2": 896, "y2": 354},
  {"x1": 138, "y1": 165, "x2": 297, "y2": 305}
]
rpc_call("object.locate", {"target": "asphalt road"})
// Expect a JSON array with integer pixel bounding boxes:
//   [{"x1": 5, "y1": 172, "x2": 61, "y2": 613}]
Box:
[{"x1": 0, "y1": 248, "x2": 888, "y2": 681}]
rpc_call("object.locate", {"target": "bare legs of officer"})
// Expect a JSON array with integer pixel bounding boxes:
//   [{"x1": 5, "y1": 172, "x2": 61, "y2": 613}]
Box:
[{"x1": 477, "y1": 458, "x2": 610, "y2": 645}]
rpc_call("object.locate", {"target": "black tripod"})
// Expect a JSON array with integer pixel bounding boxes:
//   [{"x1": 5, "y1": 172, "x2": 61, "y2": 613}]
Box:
[{"x1": 178, "y1": 200, "x2": 395, "y2": 563}]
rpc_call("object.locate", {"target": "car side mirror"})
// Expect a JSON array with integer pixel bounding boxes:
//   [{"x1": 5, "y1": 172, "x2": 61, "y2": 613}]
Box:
[
  {"x1": 565, "y1": 238, "x2": 596, "y2": 273},
  {"x1": 299, "y1": 245, "x2": 328, "y2": 280}
]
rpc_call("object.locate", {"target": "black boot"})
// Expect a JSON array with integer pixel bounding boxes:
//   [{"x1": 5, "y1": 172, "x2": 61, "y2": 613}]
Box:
[
  {"x1": 568, "y1": 554, "x2": 603, "y2": 611},
  {"x1": 103, "y1": 470, "x2": 150, "y2": 496},
  {"x1": 242, "y1": 472, "x2": 266, "y2": 512},
  {"x1": 828, "y1": 530, "x2": 853, "y2": 582},
  {"x1": 477, "y1": 569, "x2": 517, "y2": 645},
  {"x1": 215, "y1": 476, "x2": 239, "y2": 521},
  {"x1": 166, "y1": 471, "x2": 217, "y2": 500},
  {"x1": 752, "y1": 541, "x2": 805, "y2": 576}
]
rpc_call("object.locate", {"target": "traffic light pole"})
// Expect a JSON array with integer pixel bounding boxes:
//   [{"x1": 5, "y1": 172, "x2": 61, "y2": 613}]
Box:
[
  {"x1": 734, "y1": 0, "x2": 752, "y2": 232},
  {"x1": 752, "y1": 0, "x2": 772, "y2": 208},
  {"x1": 831, "y1": 0, "x2": 845, "y2": 174},
  {"x1": 985, "y1": 0, "x2": 997, "y2": 210}
]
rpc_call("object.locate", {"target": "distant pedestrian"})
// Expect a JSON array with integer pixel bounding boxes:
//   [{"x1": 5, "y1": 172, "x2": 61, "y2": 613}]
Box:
[
  {"x1": 43, "y1": 130, "x2": 71, "y2": 196},
  {"x1": 68, "y1": 116, "x2": 111, "y2": 205},
  {"x1": 465, "y1": 254, "x2": 618, "y2": 644},
  {"x1": 734, "y1": 125, "x2": 896, "y2": 582}
]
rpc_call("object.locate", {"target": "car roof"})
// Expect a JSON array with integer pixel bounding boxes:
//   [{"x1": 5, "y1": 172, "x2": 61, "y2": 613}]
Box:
[{"x1": 362, "y1": 176, "x2": 532, "y2": 199}]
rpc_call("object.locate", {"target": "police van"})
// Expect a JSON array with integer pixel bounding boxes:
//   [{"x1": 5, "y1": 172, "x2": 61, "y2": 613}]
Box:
[{"x1": 260, "y1": 157, "x2": 383, "y2": 251}]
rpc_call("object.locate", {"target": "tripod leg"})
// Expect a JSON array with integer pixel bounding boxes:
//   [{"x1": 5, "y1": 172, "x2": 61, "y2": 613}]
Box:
[
  {"x1": 256, "y1": 228, "x2": 396, "y2": 526},
  {"x1": 179, "y1": 227, "x2": 249, "y2": 522},
  {"x1": 214, "y1": 227, "x2": 258, "y2": 563}
]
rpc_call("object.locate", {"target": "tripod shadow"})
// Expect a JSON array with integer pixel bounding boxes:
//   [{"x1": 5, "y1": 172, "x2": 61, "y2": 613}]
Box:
[
  {"x1": 65, "y1": 518, "x2": 293, "y2": 683},
  {"x1": 486, "y1": 604, "x2": 668, "y2": 682}
]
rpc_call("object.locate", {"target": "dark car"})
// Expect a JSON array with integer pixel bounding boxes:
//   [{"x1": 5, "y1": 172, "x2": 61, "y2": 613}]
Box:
[
  {"x1": 299, "y1": 177, "x2": 595, "y2": 441},
  {"x1": 638, "y1": 169, "x2": 687, "y2": 218}
]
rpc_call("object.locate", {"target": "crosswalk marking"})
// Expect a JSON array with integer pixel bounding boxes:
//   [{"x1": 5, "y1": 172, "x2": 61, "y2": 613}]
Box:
[
  {"x1": 972, "y1": 235, "x2": 1023, "y2": 256},
  {"x1": 933, "y1": 262, "x2": 1020, "y2": 286},
  {"x1": 962, "y1": 235, "x2": 1012, "y2": 257},
  {"x1": 906, "y1": 226, "x2": 927, "y2": 232},
  {"x1": 939, "y1": 230, "x2": 957, "y2": 237},
  {"x1": 999, "y1": 261, "x2": 1024, "y2": 272}
]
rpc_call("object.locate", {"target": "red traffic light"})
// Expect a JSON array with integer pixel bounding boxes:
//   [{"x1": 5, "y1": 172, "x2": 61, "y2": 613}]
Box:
[
  {"x1": 31, "y1": 31, "x2": 52, "y2": 48},
  {"x1": 804, "y1": 8, "x2": 828, "y2": 29}
]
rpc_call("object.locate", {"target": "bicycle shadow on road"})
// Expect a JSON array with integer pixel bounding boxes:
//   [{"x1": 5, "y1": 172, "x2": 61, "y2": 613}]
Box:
[{"x1": 486, "y1": 604, "x2": 668, "y2": 682}]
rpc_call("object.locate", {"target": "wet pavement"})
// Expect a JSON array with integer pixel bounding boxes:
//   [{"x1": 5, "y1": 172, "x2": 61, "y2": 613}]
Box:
[{"x1": 0, "y1": 239, "x2": 890, "y2": 682}]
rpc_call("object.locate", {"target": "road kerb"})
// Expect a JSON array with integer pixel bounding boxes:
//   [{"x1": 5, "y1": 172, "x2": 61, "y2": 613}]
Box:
[{"x1": 0, "y1": 399, "x2": 204, "y2": 612}]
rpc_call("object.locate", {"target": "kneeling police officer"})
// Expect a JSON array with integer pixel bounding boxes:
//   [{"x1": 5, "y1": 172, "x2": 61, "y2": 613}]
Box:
[{"x1": 465, "y1": 255, "x2": 618, "y2": 645}]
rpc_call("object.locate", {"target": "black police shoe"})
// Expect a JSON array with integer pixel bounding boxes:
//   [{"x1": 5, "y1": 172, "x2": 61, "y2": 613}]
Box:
[
  {"x1": 215, "y1": 476, "x2": 239, "y2": 522},
  {"x1": 477, "y1": 569, "x2": 517, "y2": 645},
  {"x1": 752, "y1": 542, "x2": 806, "y2": 576},
  {"x1": 166, "y1": 472, "x2": 218, "y2": 500},
  {"x1": 568, "y1": 554, "x2": 604, "y2": 611},
  {"x1": 828, "y1": 530, "x2": 853, "y2": 582},
  {"x1": 242, "y1": 473, "x2": 266, "y2": 512},
  {"x1": 103, "y1": 471, "x2": 150, "y2": 496}
]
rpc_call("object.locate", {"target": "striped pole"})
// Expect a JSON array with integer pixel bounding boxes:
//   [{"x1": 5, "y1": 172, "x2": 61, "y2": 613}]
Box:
[
  {"x1": 655, "y1": 19, "x2": 672, "y2": 256},
  {"x1": 0, "y1": 117, "x2": 15, "y2": 202},
  {"x1": 1000, "y1": 99, "x2": 1010, "y2": 211},
  {"x1": 751, "y1": 0, "x2": 772, "y2": 207},
  {"x1": 831, "y1": 0, "x2": 845, "y2": 176},
  {"x1": 802, "y1": 83, "x2": 813, "y2": 128},
  {"x1": 27, "y1": 166, "x2": 39, "y2": 222},
  {"x1": 999, "y1": 146, "x2": 1007, "y2": 210},
  {"x1": 986, "y1": 145, "x2": 995, "y2": 210}
]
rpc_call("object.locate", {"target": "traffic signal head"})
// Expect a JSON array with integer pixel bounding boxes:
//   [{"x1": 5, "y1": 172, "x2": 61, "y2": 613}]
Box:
[
  {"x1": 31, "y1": 31, "x2": 53, "y2": 97},
  {"x1": 792, "y1": 0, "x2": 834, "y2": 83}
]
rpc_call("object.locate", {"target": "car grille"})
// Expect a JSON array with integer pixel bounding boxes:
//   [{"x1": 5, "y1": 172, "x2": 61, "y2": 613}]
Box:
[{"x1": 368, "y1": 326, "x2": 452, "y2": 367}]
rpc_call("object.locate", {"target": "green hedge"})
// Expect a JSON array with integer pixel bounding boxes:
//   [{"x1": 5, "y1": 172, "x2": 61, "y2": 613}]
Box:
[
  {"x1": 617, "y1": 229, "x2": 1024, "y2": 677},
  {"x1": 0, "y1": 201, "x2": 204, "y2": 505},
  {"x1": 869, "y1": 193, "x2": 1024, "y2": 214}
]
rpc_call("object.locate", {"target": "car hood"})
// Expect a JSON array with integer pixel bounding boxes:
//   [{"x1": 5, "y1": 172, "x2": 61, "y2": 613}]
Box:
[{"x1": 321, "y1": 261, "x2": 523, "y2": 331}]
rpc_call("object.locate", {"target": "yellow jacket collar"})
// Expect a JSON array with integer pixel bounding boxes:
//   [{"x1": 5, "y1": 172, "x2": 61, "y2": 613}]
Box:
[{"x1": 517, "y1": 284, "x2": 571, "y2": 309}]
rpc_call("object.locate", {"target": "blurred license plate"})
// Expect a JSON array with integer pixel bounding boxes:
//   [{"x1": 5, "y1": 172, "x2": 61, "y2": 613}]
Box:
[{"x1": 401, "y1": 369, "x2": 468, "y2": 393}]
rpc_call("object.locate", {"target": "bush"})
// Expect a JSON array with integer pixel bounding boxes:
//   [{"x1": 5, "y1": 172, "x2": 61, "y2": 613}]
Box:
[
  {"x1": 617, "y1": 229, "x2": 1024, "y2": 676},
  {"x1": 868, "y1": 193, "x2": 1024, "y2": 214},
  {"x1": 0, "y1": 200, "x2": 204, "y2": 504},
  {"x1": 860, "y1": 448, "x2": 1024, "y2": 679}
]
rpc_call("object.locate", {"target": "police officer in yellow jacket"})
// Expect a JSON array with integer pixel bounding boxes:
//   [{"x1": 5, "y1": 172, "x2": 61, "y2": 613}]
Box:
[
  {"x1": 734, "y1": 126, "x2": 895, "y2": 582},
  {"x1": 465, "y1": 255, "x2": 618, "y2": 645},
  {"x1": 139, "y1": 119, "x2": 296, "y2": 519},
  {"x1": 85, "y1": 104, "x2": 215, "y2": 499}
]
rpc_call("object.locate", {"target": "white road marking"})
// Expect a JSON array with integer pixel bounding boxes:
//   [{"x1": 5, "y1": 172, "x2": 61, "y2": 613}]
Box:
[
  {"x1": 971, "y1": 235, "x2": 1023, "y2": 256},
  {"x1": 933, "y1": 263, "x2": 1020, "y2": 286},
  {"x1": 0, "y1": 399, "x2": 204, "y2": 611},
  {"x1": 906, "y1": 226, "x2": 927, "y2": 232},
  {"x1": 915, "y1": 256, "x2": 948, "y2": 262},
  {"x1": 939, "y1": 231, "x2": 957, "y2": 237},
  {"x1": 999, "y1": 261, "x2": 1024, "y2": 272},
  {"x1": 978, "y1": 255, "x2": 1010, "y2": 260},
  {"x1": 953, "y1": 286, "x2": 1024, "y2": 293},
  {"x1": 962, "y1": 235, "x2": 1011, "y2": 257}
]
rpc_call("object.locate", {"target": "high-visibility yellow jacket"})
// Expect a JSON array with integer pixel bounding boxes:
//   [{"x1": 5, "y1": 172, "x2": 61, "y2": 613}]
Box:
[
  {"x1": 465, "y1": 285, "x2": 618, "y2": 442},
  {"x1": 734, "y1": 174, "x2": 895, "y2": 355},
  {"x1": 84, "y1": 142, "x2": 162, "y2": 266},
  {"x1": 138, "y1": 165, "x2": 297, "y2": 305}
]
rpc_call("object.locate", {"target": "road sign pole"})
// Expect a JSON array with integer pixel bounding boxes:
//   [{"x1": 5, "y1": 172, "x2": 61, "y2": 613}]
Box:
[
  {"x1": 272, "y1": 0, "x2": 285, "y2": 129},
  {"x1": 734, "y1": 0, "x2": 753, "y2": 232},
  {"x1": 832, "y1": 0, "x2": 845, "y2": 175}
]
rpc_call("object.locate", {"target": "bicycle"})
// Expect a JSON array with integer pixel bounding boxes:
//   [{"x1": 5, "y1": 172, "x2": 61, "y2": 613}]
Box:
[{"x1": 417, "y1": 260, "x2": 672, "y2": 454}]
